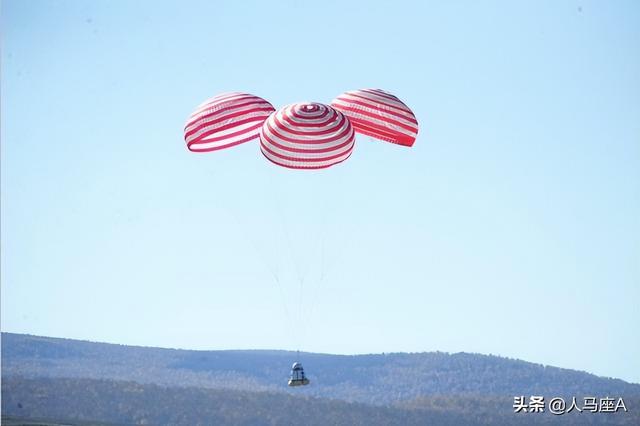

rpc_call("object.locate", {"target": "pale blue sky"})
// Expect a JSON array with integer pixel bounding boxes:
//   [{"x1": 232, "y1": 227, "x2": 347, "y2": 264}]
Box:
[{"x1": 2, "y1": 0, "x2": 639, "y2": 383}]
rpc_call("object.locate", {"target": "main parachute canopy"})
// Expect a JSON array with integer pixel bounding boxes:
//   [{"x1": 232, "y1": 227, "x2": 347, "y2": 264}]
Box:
[
  {"x1": 330, "y1": 89, "x2": 418, "y2": 147},
  {"x1": 260, "y1": 103, "x2": 355, "y2": 169},
  {"x1": 184, "y1": 92, "x2": 275, "y2": 152},
  {"x1": 184, "y1": 89, "x2": 418, "y2": 169}
]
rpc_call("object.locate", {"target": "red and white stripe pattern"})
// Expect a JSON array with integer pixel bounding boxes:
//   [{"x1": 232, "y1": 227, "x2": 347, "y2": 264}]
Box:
[
  {"x1": 184, "y1": 92, "x2": 275, "y2": 152},
  {"x1": 331, "y1": 89, "x2": 418, "y2": 147},
  {"x1": 259, "y1": 102, "x2": 355, "y2": 169}
]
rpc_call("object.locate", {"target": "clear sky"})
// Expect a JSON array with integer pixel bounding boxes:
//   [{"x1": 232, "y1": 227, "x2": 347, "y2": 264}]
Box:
[{"x1": 2, "y1": 0, "x2": 639, "y2": 383}]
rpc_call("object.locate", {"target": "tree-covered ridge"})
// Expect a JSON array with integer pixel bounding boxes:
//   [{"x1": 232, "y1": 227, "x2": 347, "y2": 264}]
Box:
[
  {"x1": 2, "y1": 332, "x2": 638, "y2": 407},
  {"x1": 3, "y1": 377, "x2": 638, "y2": 426}
]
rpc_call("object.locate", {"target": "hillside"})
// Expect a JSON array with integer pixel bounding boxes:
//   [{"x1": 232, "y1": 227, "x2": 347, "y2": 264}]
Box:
[
  {"x1": 2, "y1": 333, "x2": 637, "y2": 405},
  {"x1": 3, "y1": 377, "x2": 638, "y2": 426},
  {"x1": 2, "y1": 332, "x2": 639, "y2": 425}
]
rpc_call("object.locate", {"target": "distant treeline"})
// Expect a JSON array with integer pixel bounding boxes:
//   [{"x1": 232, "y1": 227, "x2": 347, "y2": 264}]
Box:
[
  {"x1": 3, "y1": 333, "x2": 638, "y2": 406},
  {"x1": 2, "y1": 333, "x2": 639, "y2": 425},
  {"x1": 3, "y1": 377, "x2": 638, "y2": 426}
]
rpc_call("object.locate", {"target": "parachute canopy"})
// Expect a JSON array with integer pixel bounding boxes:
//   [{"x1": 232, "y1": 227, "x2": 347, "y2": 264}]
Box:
[
  {"x1": 184, "y1": 89, "x2": 418, "y2": 168},
  {"x1": 184, "y1": 92, "x2": 275, "y2": 152},
  {"x1": 260, "y1": 102, "x2": 355, "y2": 169},
  {"x1": 331, "y1": 88, "x2": 418, "y2": 147}
]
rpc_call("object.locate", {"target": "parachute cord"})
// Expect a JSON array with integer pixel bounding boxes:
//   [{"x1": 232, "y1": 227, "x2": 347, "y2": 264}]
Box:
[
  {"x1": 275, "y1": 192, "x2": 305, "y2": 289},
  {"x1": 298, "y1": 185, "x2": 332, "y2": 345},
  {"x1": 272, "y1": 183, "x2": 308, "y2": 353},
  {"x1": 206, "y1": 167, "x2": 294, "y2": 346},
  {"x1": 272, "y1": 274, "x2": 295, "y2": 347},
  {"x1": 225, "y1": 203, "x2": 296, "y2": 348},
  {"x1": 298, "y1": 276, "x2": 305, "y2": 352}
]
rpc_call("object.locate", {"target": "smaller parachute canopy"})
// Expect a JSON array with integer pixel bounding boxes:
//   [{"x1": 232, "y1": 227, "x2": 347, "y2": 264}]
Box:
[
  {"x1": 260, "y1": 102, "x2": 355, "y2": 170},
  {"x1": 331, "y1": 89, "x2": 418, "y2": 147},
  {"x1": 184, "y1": 92, "x2": 275, "y2": 152}
]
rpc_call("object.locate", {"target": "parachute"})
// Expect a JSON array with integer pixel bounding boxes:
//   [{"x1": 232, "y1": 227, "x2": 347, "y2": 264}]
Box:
[
  {"x1": 184, "y1": 89, "x2": 419, "y2": 386},
  {"x1": 260, "y1": 102, "x2": 355, "y2": 169},
  {"x1": 330, "y1": 88, "x2": 418, "y2": 147},
  {"x1": 184, "y1": 92, "x2": 275, "y2": 152},
  {"x1": 184, "y1": 89, "x2": 418, "y2": 167}
]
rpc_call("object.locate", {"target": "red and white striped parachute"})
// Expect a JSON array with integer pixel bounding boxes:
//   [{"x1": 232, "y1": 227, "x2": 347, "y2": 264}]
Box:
[
  {"x1": 260, "y1": 103, "x2": 355, "y2": 169},
  {"x1": 184, "y1": 89, "x2": 418, "y2": 169},
  {"x1": 184, "y1": 92, "x2": 275, "y2": 152},
  {"x1": 330, "y1": 89, "x2": 418, "y2": 147}
]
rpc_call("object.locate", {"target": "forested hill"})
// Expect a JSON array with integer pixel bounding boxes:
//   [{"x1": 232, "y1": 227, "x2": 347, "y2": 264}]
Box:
[
  {"x1": 3, "y1": 377, "x2": 638, "y2": 426},
  {"x1": 2, "y1": 332, "x2": 637, "y2": 405},
  {"x1": 2, "y1": 333, "x2": 639, "y2": 425}
]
